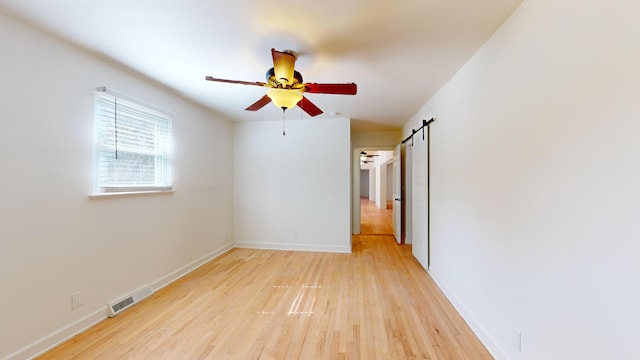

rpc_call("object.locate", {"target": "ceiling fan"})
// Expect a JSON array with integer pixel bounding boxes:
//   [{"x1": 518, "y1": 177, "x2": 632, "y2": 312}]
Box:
[
  {"x1": 360, "y1": 151, "x2": 380, "y2": 158},
  {"x1": 205, "y1": 48, "x2": 357, "y2": 117}
]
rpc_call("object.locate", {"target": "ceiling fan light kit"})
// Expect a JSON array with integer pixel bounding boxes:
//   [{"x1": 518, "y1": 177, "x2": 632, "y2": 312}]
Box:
[
  {"x1": 205, "y1": 48, "x2": 357, "y2": 117},
  {"x1": 266, "y1": 88, "x2": 303, "y2": 110}
]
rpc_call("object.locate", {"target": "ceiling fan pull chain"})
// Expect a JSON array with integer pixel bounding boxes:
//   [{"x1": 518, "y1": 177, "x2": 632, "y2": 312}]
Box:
[{"x1": 282, "y1": 108, "x2": 286, "y2": 136}]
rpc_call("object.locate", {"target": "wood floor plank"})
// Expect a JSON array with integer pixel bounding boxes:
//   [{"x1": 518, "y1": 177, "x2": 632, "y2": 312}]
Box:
[{"x1": 37, "y1": 236, "x2": 491, "y2": 359}]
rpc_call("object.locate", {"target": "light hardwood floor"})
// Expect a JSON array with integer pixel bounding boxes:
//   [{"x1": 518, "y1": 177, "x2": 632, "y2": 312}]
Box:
[
  {"x1": 360, "y1": 198, "x2": 393, "y2": 235},
  {"x1": 37, "y1": 235, "x2": 491, "y2": 359}
]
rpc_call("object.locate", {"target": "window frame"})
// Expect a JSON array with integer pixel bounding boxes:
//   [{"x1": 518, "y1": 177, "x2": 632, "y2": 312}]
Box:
[{"x1": 92, "y1": 87, "x2": 173, "y2": 196}]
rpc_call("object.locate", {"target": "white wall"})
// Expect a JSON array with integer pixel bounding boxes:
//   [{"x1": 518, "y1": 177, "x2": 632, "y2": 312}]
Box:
[
  {"x1": 386, "y1": 162, "x2": 393, "y2": 201},
  {"x1": 359, "y1": 169, "x2": 369, "y2": 197},
  {"x1": 0, "y1": 12, "x2": 234, "y2": 359},
  {"x1": 368, "y1": 168, "x2": 376, "y2": 201},
  {"x1": 373, "y1": 152, "x2": 394, "y2": 210},
  {"x1": 368, "y1": 167, "x2": 378, "y2": 201},
  {"x1": 234, "y1": 117, "x2": 351, "y2": 253},
  {"x1": 375, "y1": 161, "x2": 387, "y2": 209},
  {"x1": 403, "y1": 0, "x2": 640, "y2": 359}
]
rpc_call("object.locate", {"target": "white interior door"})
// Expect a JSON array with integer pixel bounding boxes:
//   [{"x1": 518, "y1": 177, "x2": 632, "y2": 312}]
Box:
[{"x1": 392, "y1": 144, "x2": 402, "y2": 244}]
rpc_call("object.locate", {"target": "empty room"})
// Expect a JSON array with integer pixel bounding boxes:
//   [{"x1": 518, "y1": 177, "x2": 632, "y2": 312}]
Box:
[{"x1": 1, "y1": 1, "x2": 639, "y2": 359}]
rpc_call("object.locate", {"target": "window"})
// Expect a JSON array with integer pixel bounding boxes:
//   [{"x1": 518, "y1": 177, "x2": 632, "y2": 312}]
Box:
[{"x1": 94, "y1": 88, "x2": 172, "y2": 194}]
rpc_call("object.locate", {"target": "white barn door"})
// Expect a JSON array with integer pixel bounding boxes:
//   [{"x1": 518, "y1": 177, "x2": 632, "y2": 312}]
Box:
[{"x1": 411, "y1": 135, "x2": 428, "y2": 270}]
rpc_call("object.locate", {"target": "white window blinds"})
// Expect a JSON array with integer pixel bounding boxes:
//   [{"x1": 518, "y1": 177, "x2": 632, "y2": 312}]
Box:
[{"x1": 94, "y1": 88, "x2": 172, "y2": 193}]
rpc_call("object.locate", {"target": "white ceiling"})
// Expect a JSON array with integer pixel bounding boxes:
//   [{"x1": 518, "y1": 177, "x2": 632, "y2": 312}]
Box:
[{"x1": 0, "y1": 0, "x2": 522, "y2": 131}]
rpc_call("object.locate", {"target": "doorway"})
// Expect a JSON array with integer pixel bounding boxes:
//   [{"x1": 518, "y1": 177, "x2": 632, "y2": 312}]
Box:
[{"x1": 357, "y1": 149, "x2": 394, "y2": 236}]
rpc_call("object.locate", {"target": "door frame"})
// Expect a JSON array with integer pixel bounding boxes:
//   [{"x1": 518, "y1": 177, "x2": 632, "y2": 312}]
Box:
[{"x1": 351, "y1": 146, "x2": 398, "y2": 235}]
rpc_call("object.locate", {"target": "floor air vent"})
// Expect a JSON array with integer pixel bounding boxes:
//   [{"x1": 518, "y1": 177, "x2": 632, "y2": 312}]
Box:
[{"x1": 108, "y1": 285, "x2": 153, "y2": 317}]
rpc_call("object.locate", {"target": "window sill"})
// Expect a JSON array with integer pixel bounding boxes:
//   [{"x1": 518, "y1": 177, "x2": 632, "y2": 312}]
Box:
[{"x1": 88, "y1": 189, "x2": 175, "y2": 199}]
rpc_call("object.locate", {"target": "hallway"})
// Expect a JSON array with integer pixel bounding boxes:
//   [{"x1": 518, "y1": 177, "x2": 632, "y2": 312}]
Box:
[{"x1": 360, "y1": 197, "x2": 393, "y2": 235}]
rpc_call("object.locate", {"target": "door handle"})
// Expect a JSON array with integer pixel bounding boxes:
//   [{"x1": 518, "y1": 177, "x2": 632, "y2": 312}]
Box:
[{"x1": 394, "y1": 198, "x2": 403, "y2": 201}]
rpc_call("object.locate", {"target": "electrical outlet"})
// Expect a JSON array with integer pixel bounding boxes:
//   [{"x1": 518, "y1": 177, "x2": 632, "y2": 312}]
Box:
[
  {"x1": 71, "y1": 291, "x2": 82, "y2": 309},
  {"x1": 292, "y1": 232, "x2": 300, "y2": 240},
  {"x1": 511, "y1": 329, "x2": 522, "y2": 352}
]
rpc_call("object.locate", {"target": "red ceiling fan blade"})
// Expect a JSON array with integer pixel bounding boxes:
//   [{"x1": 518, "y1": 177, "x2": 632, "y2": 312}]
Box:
[
  {"x1": 245, "y1": 95, "x2": 272, "y2": 111},
  {"x1": 304, "y1": 83, "x2": 357, "y2": 95},
  {"x1": 271, "y1": 48, "x2": 296, "y2": 85},
  {"x1": 297, "y1": 96, "x2": 323, "y2": 117},
  {"x1": 205, "y1": 76, "x2": 267, "y2": 87}
]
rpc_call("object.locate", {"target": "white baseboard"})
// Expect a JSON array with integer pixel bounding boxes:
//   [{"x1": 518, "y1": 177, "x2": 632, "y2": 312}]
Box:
[
  {"x1": 427, "y1": 269, "x2": 509, "y2": 360},
  {"x1": 2, "y1": 308, "x2": 107, "y2": 360},
  {"x1": 150, "y1": 243, "x2": 234, "y2": 291},
  {"x1": 235, "y1": 241, "x2": 351, "y2": 254},
  {"x1": 4, "y1": 244, "x2": 234, "y2": 360}
]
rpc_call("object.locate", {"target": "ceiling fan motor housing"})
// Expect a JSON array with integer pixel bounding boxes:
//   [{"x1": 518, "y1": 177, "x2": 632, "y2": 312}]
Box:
[{"x1": 266, "y1": 67, "x2": 303, "y2": 88}]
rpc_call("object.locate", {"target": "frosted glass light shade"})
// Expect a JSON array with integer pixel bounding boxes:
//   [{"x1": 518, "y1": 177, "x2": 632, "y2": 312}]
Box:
[{"x1": 266, "y1": 88, "x2": 303, "y2": 110}]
